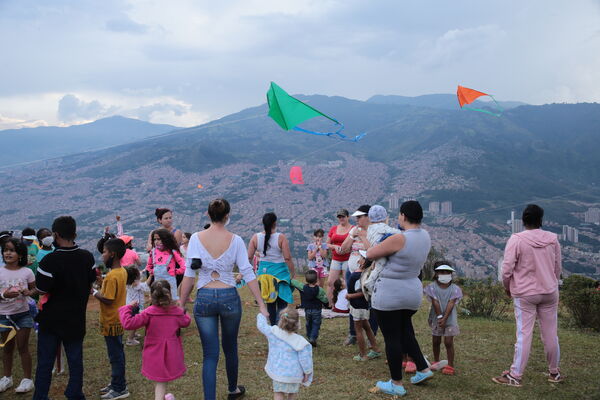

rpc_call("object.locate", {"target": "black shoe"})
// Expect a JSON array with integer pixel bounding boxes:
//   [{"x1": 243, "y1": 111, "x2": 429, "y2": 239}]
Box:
[
  {"x1": 309, "y1": 339, "x2": 317, "y2": 347},
  {"x1": 228, "y1": 385, "x2": 245, "y2": 399}
]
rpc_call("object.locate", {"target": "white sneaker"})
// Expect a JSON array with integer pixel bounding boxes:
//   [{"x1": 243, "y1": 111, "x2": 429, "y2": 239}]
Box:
[
  {"x1": 15, "y1": 378, "x2": 34, "y2": 393},
  {"x1": 0, "y1": 376, "x2": 13, "y2": 392},
  {"x1": 125, "y1": 339, "x2": 140, "y2": 346}
]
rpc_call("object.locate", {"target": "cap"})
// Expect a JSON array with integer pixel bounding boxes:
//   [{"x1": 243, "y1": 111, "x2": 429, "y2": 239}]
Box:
[
  {"x1": 435, "y1": 264, "x2": 455, "y2": 272},
  {"x1": 119, "y1": 235, "x2": 134, "y2": 245},
  {"x1": 368, "y1": 205, "x2": 388, "y2": 223},
  {"x1": 352, "y1": 204, "x2": 371, "y2": 217},
  {"x1": 358, "y1": 250, "x2": 367, "y2": 259},
  {"x1": 336, "y1": 209, "x2": 349, "y2": 217}
]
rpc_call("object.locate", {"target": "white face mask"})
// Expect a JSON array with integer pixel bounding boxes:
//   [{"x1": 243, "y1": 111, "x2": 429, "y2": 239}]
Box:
[
  {"x1": 42, "y1": 236, "x2": 54, "y2": 247},
  {"x1": 438, "y1": 275, "x2": 452, "y2": 284}
]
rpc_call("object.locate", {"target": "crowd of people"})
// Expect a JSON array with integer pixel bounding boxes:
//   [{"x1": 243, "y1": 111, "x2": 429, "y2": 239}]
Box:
[{"x1": 0, "y1": 200, "x2": 565, "y2": 399}]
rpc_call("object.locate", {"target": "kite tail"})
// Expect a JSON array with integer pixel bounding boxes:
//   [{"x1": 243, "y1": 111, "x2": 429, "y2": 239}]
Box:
[
  {"x1": 465, "y1": 95, "x2": 503, "y2": 117},
  {"x1": 292, "y1": 123, "x2": 366, "y2": 142}
]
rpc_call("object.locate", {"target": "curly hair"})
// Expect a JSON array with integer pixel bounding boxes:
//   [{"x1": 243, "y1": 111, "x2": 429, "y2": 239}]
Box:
[
  {"x1": 1, "y1": 238, "x2": 28, "y2": 267},
  {"x1": 150, "y1": 280, "x2": 173, "y2": 307},
  {"x1": 151, "y1": 229, "x2": 179, "y2": 253},
  {"x1": 277, "y1": 305, "x2": 300, "y2": 333}
]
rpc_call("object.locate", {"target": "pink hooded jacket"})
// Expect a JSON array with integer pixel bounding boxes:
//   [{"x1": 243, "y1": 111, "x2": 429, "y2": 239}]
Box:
[{"x1": 502, "y1": 229, "x2": 562, "y2": 297}]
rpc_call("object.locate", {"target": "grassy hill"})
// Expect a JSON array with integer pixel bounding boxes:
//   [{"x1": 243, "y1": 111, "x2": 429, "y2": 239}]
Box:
[{"x1": 20, "y1": 290, "x2": 600, "y2": 400}]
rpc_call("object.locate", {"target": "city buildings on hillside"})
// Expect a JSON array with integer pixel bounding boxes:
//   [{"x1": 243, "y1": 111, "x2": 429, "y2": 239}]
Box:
[
  {"x1": 584, "y1": 207, "x2": 600, "y2": 224},
  {"x1": 561, "y1": 225, "x2": 579, "y2": 243},
  {"x1": 428, "y1": 200, "x2": 453, "y2": 216},
  {"x1": 509, "y1": 211, "x2": 524, "y2": 234}
]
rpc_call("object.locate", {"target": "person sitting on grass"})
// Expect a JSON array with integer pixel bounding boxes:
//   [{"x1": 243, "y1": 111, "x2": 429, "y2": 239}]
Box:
[
  {"x1": 423, "y1": 262, "x2": 463, "y2": 375},
  {"x1": 331, "y1": 278, "x2": 349, "y2": 314},
  {"x1": 346, "y1": 251, "x2": 381, "y2": 362},
  {"x1": 120, "y1": 279, "x2": 191, "y2": 400},
  {"x1": 300, "y1": 270, "x2": 322, "y2": 347},
  {"x1": 257, "y1": 306, "x2": 313, "y2": 400},
  {"x1": 93, "y1": 238, "x2": 129, "y2": 400}
]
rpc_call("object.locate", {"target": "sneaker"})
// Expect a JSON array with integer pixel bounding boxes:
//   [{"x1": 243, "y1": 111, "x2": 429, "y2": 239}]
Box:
[
  {"x1": 100, "y1": 389, "x2": 130, "y2": 399},
  {"x1": 404, "y1": 361, "x2": 417, "y2": 373},
  {"x1": 430, "y1": 360, "x2": 448, "y2": 371},
  {"x1": 0, "y1": 376, "x2": 13, "y2": 392},
  {"x1": 125, "y1": 339, "x2": 140, "y2": 346},
  {"x1": 410, "y1": 370, "x2": 434, "y2": 385},
  {"x1": 375, "y1": 380, "x2": 407, "y2": 396},
  {"x1": 100, "y1": 385, "x2": 112, "y2": 395},
  {"x1": 367, "y1": 350, "x2": 382, "y2": 359},
  {"x1": 353, "y1": 355, "x2": 368, "y2": 361},
  {"x1": 14, "y1": 378, "x2": 34, "y2": 393},
  {"x1": 492, "y1": 371, "x2": 522, "y2": 387},
  {"x1": 343, "y1": 335, "x2": 356, "y2": 346}
]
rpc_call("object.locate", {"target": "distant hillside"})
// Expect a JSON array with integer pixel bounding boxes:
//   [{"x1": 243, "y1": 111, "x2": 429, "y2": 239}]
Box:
[
  {"x1": 1, "y1": 97, "x2": 599, "y2": 279},
  {"x1": 367, "y1": 93, "x2": 527, "y2": 111},
  {"x1": 0, "y1": 116, "x2": 178, "y2": 166}
]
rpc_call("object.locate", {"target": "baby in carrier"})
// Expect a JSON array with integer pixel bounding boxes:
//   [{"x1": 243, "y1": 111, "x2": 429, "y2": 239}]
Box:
[{"x1": 361, "y1": 205, "x2": 401, "y2": 299}]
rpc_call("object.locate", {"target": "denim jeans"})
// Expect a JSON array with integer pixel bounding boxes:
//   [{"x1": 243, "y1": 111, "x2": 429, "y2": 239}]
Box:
[
  {"x1": 305, "y1": 309, "x2": 322, "y2": 341},
  {"x1": 194, "y1": 287, "x2": 242, "y2": 400},
  {"x1": 104, "y1": 335, "x2": 126, "y2": 392},
  {"x1": 32, "y1": 330, "x2": 85, "y2": 400},
  {"x1": 267, "y1": 297, "x2": 288, "y2": 325},
  {"x1": 345, "y1": 269, "x2": 378, "y2": 337}
]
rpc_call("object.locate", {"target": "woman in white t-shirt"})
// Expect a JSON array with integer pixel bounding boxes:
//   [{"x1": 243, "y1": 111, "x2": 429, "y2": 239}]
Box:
[{"x1": 179, "y1": 199, "x2": 268, "y2": 400}]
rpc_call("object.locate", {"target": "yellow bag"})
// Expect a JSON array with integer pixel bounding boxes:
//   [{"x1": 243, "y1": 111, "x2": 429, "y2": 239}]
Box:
[
  {"x1": 258, "y1": 274, "x2": 279, "y2": 304},
  {"x1": 0, "y1": 324, "x2": 16, "y2": 347}
]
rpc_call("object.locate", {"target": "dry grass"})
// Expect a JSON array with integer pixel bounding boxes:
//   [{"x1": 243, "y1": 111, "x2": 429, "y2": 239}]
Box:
[{"x1": 7, "y1": 290, "x2": 600, "y2": 400}]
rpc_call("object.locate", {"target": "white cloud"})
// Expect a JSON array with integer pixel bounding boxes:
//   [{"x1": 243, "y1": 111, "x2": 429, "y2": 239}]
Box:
[{"x1": 0, "y1": 0, "x2": 599, "y2": 129}]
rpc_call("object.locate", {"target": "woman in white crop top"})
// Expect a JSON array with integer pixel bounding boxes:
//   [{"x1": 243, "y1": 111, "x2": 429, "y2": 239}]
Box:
[
  {"x1": 180, "y1": 199, "x2": 268, "y2": 400},
  {"x1": 247, "y1": 212, "x2": 295, "y2": 325}
]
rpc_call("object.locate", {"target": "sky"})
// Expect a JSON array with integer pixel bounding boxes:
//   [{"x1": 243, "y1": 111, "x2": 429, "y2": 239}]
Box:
[{"x1": 1, "y1": 0, "x2": 600, "y2": 130}]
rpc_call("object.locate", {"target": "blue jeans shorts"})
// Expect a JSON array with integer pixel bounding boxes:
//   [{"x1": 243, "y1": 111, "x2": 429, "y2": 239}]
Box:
[{"x1": 0, "y1": 311, "x2": 34, "y2": 331}]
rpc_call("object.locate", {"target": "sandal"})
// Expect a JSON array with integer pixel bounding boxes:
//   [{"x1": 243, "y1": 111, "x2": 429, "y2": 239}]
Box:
[
  {"x1": 375, "y1": 380, "x2": 407, "y2": 396},
  {"x1": 353, "y1": 355, "x2": 368, "y2": 362},
  {"x1": 410, "y1": 370, "x2": 434, "y2": 385},
  {"x1": 547, "y1": 372, "x2": 564, "y2": 383},
  {"x1": 492, "y1": 371, "x2": 522, "y2": 387},
  {"x1": 404, "y1": 361, "x2": 417, "y2": 373},
  {"x1": 367, "y1": 350, "x2": 382, "y2": 359},
  {"x1": 441, "y1": 365, "x2": 455, "y2": 375}
]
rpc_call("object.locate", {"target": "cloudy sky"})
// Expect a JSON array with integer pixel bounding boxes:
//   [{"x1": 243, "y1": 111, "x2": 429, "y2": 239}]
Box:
[{"x1": 1, "y1": 0, "x2": 600, "y2": 129}]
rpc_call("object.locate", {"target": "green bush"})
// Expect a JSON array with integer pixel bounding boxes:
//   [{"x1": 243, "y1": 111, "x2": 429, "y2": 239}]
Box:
[
  {"x1": 561, "y1": 275, "x2": 600, "y2": 331},
  {"x1": 458, "y1": 278, "x2": 511, "y2": 319}
]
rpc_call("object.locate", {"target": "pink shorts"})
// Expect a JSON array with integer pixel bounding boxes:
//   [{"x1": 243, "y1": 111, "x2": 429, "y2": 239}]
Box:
[{"x1": 312, "y1": 266, "x2": 328, "y2": 278}]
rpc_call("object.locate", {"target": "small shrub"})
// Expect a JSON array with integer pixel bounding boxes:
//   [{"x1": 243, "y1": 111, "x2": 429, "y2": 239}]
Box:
[
  {"x1": 459, "y1": 278, "x2": 511, "y2": 319},
  {"x1": 562, "y1": 275, "x2": 600, "y2": 332}
]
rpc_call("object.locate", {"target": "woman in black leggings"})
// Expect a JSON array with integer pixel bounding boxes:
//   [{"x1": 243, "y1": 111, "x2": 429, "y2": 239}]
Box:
[{"x1": 366, "y1": 201, "x2": 433, "y2": 396}]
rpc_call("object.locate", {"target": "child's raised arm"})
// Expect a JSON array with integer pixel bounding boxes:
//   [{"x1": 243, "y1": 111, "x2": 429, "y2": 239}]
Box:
[
  {"x1": 256, "y1": 313, "x2": 272, "y2": 336},
  {"x1": 119, "y1": 304, "x2": 150, "y2": 330}
]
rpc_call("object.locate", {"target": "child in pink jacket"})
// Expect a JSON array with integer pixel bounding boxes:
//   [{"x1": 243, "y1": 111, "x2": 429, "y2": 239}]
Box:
[
  {"x1": 146, "y1": 229, "x2": 186, "y2": 301},
  {"x1": 120, "y1": 280, "x2": 191, "y2": 400},
  {"x1": 493, "y1": 204, "x2": 563, "y2": 387}
]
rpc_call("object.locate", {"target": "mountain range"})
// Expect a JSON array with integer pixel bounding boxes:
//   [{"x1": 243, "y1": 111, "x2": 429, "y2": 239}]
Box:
[
  {"x1": 0, "y1": 94, "x2": 599, "y2": 279},
  {"x1": 0, "y1": 116, "x2": 177, "y2": 167}
]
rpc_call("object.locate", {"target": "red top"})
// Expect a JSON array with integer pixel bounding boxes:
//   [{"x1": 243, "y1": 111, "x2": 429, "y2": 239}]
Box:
[{"x1": 328, "y1": 225, "x2": 352, "y2": 262}]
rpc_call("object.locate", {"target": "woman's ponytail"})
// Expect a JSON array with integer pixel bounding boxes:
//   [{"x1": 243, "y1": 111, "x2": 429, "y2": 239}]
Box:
[{"x1": 262, "y1": 212, "x2": 277, "y2": 256}]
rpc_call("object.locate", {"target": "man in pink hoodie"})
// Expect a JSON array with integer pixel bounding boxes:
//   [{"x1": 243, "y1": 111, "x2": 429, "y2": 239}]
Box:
[{"x1": 493, "y1": 204, "x2": 563, "y2": 387}]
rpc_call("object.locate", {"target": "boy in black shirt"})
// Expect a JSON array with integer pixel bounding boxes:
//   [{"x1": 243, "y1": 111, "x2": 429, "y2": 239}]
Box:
[
  {"x1": 300, "y1": 270, "x2": 322, "y2": 346},
  {"x1": 346, "y1": 251, "x2": 382, "y2": 361},
  {"x1": 32, "y1": 216, "x2": 96, "y2": 400}
]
